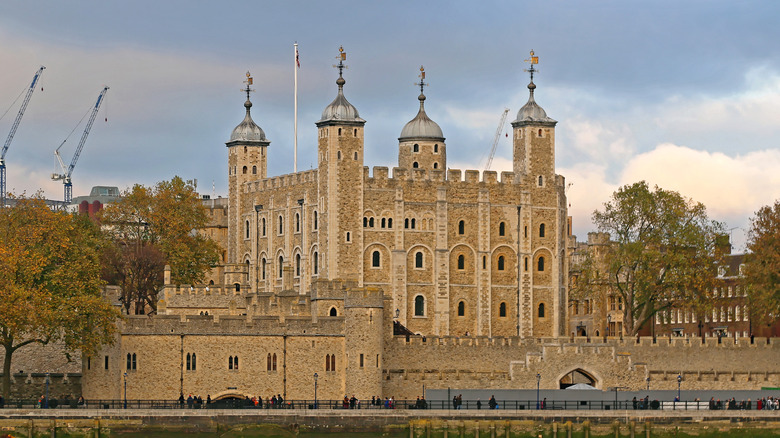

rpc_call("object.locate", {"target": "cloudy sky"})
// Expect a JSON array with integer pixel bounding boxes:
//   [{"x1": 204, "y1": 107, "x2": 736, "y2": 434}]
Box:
[{"x1": 1, "y1": 1, "x2": 779, "y2": 251}]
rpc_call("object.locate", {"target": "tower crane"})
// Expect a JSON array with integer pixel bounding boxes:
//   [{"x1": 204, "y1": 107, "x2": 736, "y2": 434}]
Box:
[
  {"x1": 52, "y1": 86, "x2": 109, "y2": 203},
  {"x1": 1, "y1": 66, "x2": 45, "y2": 206},
  {"x1": 484, "y1": 108, "x2": 510, "y2": 171}
]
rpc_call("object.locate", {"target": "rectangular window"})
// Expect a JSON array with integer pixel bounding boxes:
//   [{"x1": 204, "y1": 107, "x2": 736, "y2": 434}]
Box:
[
  {"x1": 104, "y1": 356, "x2": 109, "y2": 370},
  {"x1": 360, "y1": 354, "x2": 364, "y2": 368}
]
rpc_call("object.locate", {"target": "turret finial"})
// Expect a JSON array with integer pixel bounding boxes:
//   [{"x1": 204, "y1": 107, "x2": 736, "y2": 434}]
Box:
[
  {"x1": 242, "y1": 71, "x2": 255, "y2": 110},
  {"x1": 524, "y1": 50, "x2": 539, "y2": 92},
  {"x1": 333, "y1": 46, "x2": 348, "y2": 88}
]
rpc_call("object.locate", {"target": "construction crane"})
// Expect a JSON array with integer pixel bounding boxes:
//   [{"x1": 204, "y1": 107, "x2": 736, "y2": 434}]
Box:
[
  {"x1": 52, "y1": 86, "x2": 109, "y2": 203},
  {"x1": 1, "y1": 66, "x2": 45, "y2": 206},
  {"x1": 484, "y1": 108, "x2": 510, "y2": 171}
]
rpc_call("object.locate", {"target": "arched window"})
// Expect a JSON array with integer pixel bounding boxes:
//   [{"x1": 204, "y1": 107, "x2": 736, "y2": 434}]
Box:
[
  {"x1": 414, "y1": 295, "x2": 425, "y2": 316},
  {"x1": 330, "y1": 354, "x2": 336, "y2": 371},
  {"x1": 242, "y1": 166, "x2": 247, "y2": 174},
  {"x1": 457, "y1": 301, "x2": 465, "y2": 317},
  {"x1": 457, "y1": 254, "x2": 465, "y2": 270},
  {"x1": 434, "y1": 144, "x2": 438, "y2": 153},
  {"x1": 354, "y1": 151, "x2": 358, "y2": 160},
  {"x1": 415, "y1": 251, "x2": 423, "y2": 268},
  {"x1": 278, "y1": 215, "x2": 284, "y2": 234},
  {"x1": 186, "y1": 353, "x2": 191, "y2": 370},
  {"x1": 372, "y1": 251, "x2": 381, "y2": 267},
  {"x1": 354, "y1": 128, "x2": 358, "y2": 136},
  {"x1": 234, "y1": 283, "x2": 240, "y2": 292},
  {"x1": 346, "y1": 232, "x2": 351, "y2": 242},
  {"x1": 381, "y1": 218, "x2": 386, "y2": 228},
  {"x1": 388, "y1": 218, "x2": 393, "y2": 228},
  {"x1": 313, "y1": 211, "x2": 318, "y2": 230},
  {"x1": 228, "y1": 356, "x2": 234, "y2": 370},
  {"x1": 245, "y1": 220, "x2": 250, "y2": 239},
  {"x1": 538, "y1": 175, "x2": 543, "y2": 186},
  {"x1": 313, "y1": 252, "x2": 319, "y2": 275},
  {"x1": 369, "y1": 217, "x2": 374, "y2": 227},
  {"x1": 413, "y1": 143, "x2": 419, "y2": 152},
  {"x1": 538, "y1": 129, "x2": 542, "y2": 137},
  {"x1": 458, "y1": 220, "x2": 465, "y2": 235},
  {"x1": 538, "y1": 303, "x2": 545, "y2": 318},
  {"x1": 338, "y1": 128, "x2": 342, "y2": 136},
  {"x1": 126, "y1": 353, "x2": 131, "y2": 370},
  {"x1": 499, "y1": 222, "x2": 506, "y2": 236},
  {"x1": 330, "y1": 307, "x2": 337, "y2": 317},
  {"x1": 272, "y1": 354, "x2": 277, "y2": 371},
  {"x1": 252, "y1": 165, "x2": 257, "y2": 175},
  {"x1": 404, "y1": 218, "x2": 409, "y2": 229},
  {"x1": 337, "y1": 150, "x2": 342, "y2": 159},
  {"x1": 262, "y1": 218, "x2": 266, "y2": 236},
  {"x1": 413, "y1": 162, "x2": 419, "y2": 168},
  {"x1": 539, "y1": 223, "x2": 545, "y2": 237},
  {"x1": 363, "y1": 217, "x2": 368, "y2": 227},
  {"x1": 245, "y1": 260, "x2": 250, "y2": 281},
  {"x1": 325, "y1": 354, "x2": 331, "y2": 371},
  {"x1": 267, "y1": 354, "x2": 272, "y2": 371},
  {"x1": 433, "y1": 162, "x2": 438, "y2": 169},
  {"x1": 295, "y1": 253, "x2": 301, "y2": 276},
  {"x1": 279, "y1": 255, "x2": 284, "y2": 278},
  {"x1": 537, "y1": 256, "x2": 545, "y2": 271},
  {"x1": 295, "y1": 213, "x2": 300, "y2": 232},
  {"x1": 191, "y1": 353, "x2": 196, "y2": 370},
  {"x1": 262, "y1": 258, "x2": 266, "y2": 279},
  {"x1": 498, "y1": 255, "x2": 505, "y2": 271},
  {"x1": 499, "y1": 302, "x2": 507, "y2": 317},
  {"x1": 411, "y1": 218, "x2": 416, "y2": 229}
]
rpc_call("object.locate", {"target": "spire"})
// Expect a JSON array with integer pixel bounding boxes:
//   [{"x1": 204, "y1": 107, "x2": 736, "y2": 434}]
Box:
[
  {"x1": 227, "y1": 71, "x2": 269, "y2": 145},
  {"x1": 513, "y1": 50, "x2": 556, "y2": 126},
  {"x1": 318, "y1": 46, "x2": 364, "y2": 125},
  {"x1": 399, "y1": 65, "x2": 443, "y2": 140}
]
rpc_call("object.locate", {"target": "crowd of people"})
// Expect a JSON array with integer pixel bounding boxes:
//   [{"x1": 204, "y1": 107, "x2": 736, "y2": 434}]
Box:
[{"x1": 709, "y1": 396, "x2": 780, "y2": 410}]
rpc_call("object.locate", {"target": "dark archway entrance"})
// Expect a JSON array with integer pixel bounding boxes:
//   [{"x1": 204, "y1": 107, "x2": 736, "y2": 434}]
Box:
[{"x1": 559, "y1": 368, "x2": 598, "y2": 389}]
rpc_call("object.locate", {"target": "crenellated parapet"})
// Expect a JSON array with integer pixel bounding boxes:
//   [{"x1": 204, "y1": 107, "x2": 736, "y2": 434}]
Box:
[{"x1": 244, "y1": 168, "x2": 318, "y2": 193}]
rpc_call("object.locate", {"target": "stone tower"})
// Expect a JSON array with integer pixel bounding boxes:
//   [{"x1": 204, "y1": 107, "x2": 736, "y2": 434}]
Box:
[
  {"x1": 510, "y1": 54, "x2": 567, "y2": 337},
  {"x1": 398, "y1": 66, "x2": 446, "y2": 171},
  {"x1": 315, "y1": 47, "x2": 366, "y2": 282},
  {"x1": 226, "y1": 72, "x2": 270, "y2": 267}
]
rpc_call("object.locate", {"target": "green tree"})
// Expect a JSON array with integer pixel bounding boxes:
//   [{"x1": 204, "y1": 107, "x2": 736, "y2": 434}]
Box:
[
  {"x1": 100, "y1": 177, "x2": 220, "y2": 313},
  {"x1": 744, "y1": 200, "x2": 780, "y2": 328},
  {"x1": 575, "y1": 181, "x2": 725, "y2": 335},
  {"x1": 0, "y1": 197, "x2": 120, "y2": 399}
]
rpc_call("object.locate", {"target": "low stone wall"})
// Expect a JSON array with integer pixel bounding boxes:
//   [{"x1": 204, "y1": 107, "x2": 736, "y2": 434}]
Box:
[{"x1": 0, "y1": 409, "x2": 779, "y2": 437}]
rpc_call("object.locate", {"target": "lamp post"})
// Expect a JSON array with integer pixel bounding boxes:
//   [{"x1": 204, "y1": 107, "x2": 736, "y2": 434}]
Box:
[
  {"x1": 123, "y1": 372, "x2": 128, "y2": 409},
  {"x1": 677, "y1": 374, "x2": 682, "y2": 401},
  {"x1": 44, "y1": 373, "x2": 50, "y2": 409},
  {"x1": 536, "y1": 373, "x2": 541, "y2": 410},
  {"x1": 313, "y1": 372, "x2": 318, "y2": 409}
]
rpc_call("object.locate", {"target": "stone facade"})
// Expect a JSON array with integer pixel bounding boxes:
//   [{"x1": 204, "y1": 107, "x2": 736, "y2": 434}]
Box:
[{"x1": 76, "y1": 54, "x2": 780, "y2": 403}]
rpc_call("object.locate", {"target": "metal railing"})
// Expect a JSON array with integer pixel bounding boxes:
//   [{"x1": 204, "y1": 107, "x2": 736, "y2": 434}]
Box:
[{"x1": 0, "y1": 398, "x2": 775, "y2": 411}]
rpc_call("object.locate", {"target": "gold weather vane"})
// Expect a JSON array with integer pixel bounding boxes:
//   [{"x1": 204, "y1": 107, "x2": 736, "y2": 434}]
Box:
[
  {"x1": 415, "y1": 65, "x2": 428, "y2": 94},
  {"x1": 333, "y1": 46, "x2": 348, "y2": 76},
  {"x1": 524, "y1": 50, "x2": 539, "y2": 82},
  {"x1": 242, "y1": 71, "x2": 255, "y2": 100}
]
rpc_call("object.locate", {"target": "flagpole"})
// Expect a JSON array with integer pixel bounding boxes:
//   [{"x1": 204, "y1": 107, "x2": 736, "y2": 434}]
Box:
[{"x1": 294, "y1": 42, "x2": 299, "y2": 173}]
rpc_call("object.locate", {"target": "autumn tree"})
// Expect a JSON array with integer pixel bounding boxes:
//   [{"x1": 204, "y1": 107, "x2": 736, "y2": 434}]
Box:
[
  {"x1": 743, "y1": 200, "x2": 780, "y2": 328},
  {"x1": 0, "y1": 197, "x2": 120, "y2": 399},
  {"x1": 574, "y1": 181, "x2": 725, "y2": 335},
  {"x1": 99, "y1": 177, "x2": 220, "y2": 313}
]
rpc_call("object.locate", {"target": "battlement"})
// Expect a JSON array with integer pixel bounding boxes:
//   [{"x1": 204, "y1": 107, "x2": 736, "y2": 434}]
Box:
[
  {"x1": 118, "y1": 313, "x2": 347, "y2": 336},
  {"x1": 245, "y1": 168, "x2": 318, "y2": 193},
  {"x1": 365, "y1": 166, "x2": 518, "y2": 186},
  {"x1": 310, "y1": 279, "x2": 386, "y2": 308}
]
